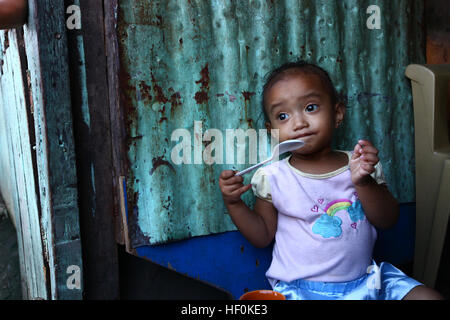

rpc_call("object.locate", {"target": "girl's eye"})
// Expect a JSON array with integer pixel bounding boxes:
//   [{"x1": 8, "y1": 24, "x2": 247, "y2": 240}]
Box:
[
  {"x1": 277, "y1": 113, "x2": 289, "y2": 121},
  {"x1": 305, "y1": 104, "x2": 319, "y2": 112}
]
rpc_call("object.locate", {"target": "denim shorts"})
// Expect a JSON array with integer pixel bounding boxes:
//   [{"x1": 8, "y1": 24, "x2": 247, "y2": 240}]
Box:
[{"x1": 273, "y1": 261, "x2": 422, "y2": 300}]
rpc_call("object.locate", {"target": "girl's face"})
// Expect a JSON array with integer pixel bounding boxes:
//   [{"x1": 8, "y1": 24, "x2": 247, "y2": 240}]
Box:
[{"x1": 264, "y1": 72, "x2": 345, "y2": 155}]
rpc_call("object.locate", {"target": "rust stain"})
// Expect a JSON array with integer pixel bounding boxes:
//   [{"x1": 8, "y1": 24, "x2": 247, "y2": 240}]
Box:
[
  {"x1": 150, "y1": 155, "x2": 175, "y2": 175},
  {"x1": 151, "y1": 72, "x2": 169, "y2": 104},
  {"x1": 194, "y1": 91, "x2": 208, "y2": 104},
  {"x1": 194, "y1": 68, "x2": 210, "y2": 101},
  {"x1": 139, "y1": 81, "x2": 153, "y2": 102},
  {"x1": 241, "y1": 91, "x2": 255, "y2": 101},
  {"x1": 134, "y1": 2, "x2": 163, "y2": 27},
  {"x1": 162, "y1": 195, "x2": 171, "y2": 211},
  {"x1": 225, "y1": 91, "x2": 236, "y2": 102},
  {"x1": 242, "y1": 91, "x2": 255, "y2": 127},
  {"x1": 155, "y1": 15, "x2": 163, "y2": 26},
  {"x1": 194, "y1": 63, "x2": 210, "y2": 104},
  {"x1": 155, "y1": 103, "x2": 167, "y2": 123},
  {"x1": 158, "y1": 104, "x2": 166, "y2": 116},
  {"x1": 169, "y1": 88, "x2": 182, "y2": 116}
]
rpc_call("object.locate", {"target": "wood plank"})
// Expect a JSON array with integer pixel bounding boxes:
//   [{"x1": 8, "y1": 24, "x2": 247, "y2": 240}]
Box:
[
  {"x1": 23, "y1": 0, "x2": 83, "y2": 299},
  {"x1": 63, "y1": 0, "x2": 120, "y2": 299},
  {"x1": 0, "y1": 28, "x2": 48, "y2": 299},
  {"x1": 104, "y1": 0, "x2": 128, "y2": 247}
]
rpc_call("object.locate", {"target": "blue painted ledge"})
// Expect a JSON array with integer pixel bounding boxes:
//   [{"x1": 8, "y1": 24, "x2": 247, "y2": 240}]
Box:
[{"x1": 134, "y1": 202, "x2": 416, "y2": 299}]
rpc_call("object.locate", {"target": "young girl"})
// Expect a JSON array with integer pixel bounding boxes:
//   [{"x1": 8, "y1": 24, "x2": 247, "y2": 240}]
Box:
[{"x1": 219, "y1": 61, "x2": 443, "y2": 300}]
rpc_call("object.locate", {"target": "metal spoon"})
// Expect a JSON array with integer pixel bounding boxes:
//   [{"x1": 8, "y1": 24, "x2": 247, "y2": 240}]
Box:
[{"x1": 235, "y1": 139, "x2": 305, "y2": 176}]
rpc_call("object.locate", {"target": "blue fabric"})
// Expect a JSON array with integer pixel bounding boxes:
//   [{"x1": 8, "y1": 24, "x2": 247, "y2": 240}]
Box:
[{"x1": 273, "y1": 261, "x2": 422, "y2": 300}]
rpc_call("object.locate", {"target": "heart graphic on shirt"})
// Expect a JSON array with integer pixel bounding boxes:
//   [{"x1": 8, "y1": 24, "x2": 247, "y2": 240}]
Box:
[
  {"x1": 311, "y1": 205, "x2": 319, "y2": 212},
  {"x1": 318, "y1": 198, "x2": 324, "y2": 204},
  {"x1": 351, "y1": 222, "x2": 357, "y2": 229}
]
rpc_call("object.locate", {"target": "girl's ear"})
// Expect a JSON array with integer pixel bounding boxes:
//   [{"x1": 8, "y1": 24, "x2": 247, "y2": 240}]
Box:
[{"x1": 334, "y1": 102, "x2": 346, "y2": 128}]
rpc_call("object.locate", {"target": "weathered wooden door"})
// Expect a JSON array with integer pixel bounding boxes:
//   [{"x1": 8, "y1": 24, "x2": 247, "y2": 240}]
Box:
[{"x1": 0, "y1": 0, "x2": 83, "y2": 299}]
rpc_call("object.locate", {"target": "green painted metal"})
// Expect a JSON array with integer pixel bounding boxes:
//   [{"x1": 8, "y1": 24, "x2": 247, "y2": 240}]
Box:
[{"x1": 117, "y1": 0, "x2": 425, "y2": 246}]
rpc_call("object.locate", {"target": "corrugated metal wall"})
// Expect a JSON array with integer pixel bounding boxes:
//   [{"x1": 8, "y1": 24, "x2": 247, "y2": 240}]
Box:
[{"x1": 117, "y1": 0, "x2": 425, "y2": 246}]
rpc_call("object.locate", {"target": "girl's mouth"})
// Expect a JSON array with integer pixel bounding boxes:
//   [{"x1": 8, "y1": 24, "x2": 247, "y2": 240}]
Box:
[{"x1": 293, "y1": 133, "x2": 313, "y2": 139}]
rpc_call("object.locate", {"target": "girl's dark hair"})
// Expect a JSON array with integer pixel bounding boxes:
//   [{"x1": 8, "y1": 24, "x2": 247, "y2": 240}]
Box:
[{"x1": 262, "y1": 60, "x2": 339, "y2": 122}]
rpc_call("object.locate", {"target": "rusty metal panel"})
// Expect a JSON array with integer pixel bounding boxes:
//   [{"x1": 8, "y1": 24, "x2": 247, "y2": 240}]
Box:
[{"x1": 117, "y1": 0, "x2": 425, "y2": 246}]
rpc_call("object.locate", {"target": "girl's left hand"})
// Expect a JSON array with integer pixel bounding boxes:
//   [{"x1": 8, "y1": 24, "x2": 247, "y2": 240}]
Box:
[{"x1": 350, "y1": 140, "x2": 379, "y2": 186}]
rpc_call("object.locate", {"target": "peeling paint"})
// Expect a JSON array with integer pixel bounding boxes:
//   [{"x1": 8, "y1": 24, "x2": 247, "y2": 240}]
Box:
[{"x1": 149, "y1": 155, "x2": 175, "y2": 175}]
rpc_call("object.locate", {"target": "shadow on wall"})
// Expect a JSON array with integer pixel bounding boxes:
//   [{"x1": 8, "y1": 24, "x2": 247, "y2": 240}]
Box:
[
  {"x1": 0, "y1": 197, "x2": 22, "y2": 300},
  {"x1": 118, "y1": 245, "x2": 233, "y2": 300}
]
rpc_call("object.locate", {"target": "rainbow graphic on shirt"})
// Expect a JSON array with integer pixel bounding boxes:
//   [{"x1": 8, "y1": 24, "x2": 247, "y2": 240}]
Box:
[
  {"x1": 324, "y1": 199, "x2": 352, "y2": 217},
  {"x1": 312, "y1": 199, "x2": 365, "y2": 238}
]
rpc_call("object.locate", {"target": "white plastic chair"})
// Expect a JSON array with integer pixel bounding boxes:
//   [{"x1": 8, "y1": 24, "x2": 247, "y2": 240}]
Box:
[{"x1": 405, "y1": 63, "x2": 450, "y2": 288}]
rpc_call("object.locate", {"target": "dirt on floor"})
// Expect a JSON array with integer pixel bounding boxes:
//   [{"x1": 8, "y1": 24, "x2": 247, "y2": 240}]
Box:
[{"x1": 0, "y1": 200, "x2": 22, "y2": 300}]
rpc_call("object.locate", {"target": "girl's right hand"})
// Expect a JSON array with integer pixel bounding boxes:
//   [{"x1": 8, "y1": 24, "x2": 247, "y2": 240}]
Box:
[{"x1": 219, "y1": 170, "x2": 252, "y2": 205}]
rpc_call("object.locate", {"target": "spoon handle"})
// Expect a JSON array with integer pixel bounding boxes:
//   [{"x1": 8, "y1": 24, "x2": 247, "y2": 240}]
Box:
[{"x1": 235, "y1": 158, "x2": 272, "y2": 176}]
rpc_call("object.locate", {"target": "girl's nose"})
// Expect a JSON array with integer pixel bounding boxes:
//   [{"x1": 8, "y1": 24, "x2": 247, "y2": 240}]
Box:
[{"x1": 292, "y1": 114, "x2": 308, "y2": 130}]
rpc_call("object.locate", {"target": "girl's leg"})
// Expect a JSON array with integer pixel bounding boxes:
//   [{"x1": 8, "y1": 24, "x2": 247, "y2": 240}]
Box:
[{"x1": 403, "y1": 285, "x2": 445, "y2": 300}]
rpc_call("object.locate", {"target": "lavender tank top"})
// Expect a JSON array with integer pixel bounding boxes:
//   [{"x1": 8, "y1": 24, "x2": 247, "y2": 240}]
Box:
[{"x1": 251, "y1": 152, "x2": 382, "y2": 286}]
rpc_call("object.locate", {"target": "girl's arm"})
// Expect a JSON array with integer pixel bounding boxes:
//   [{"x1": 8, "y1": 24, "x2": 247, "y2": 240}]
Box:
[
  {"x1": 0, "y1": 0, "x2": 28, "y2": 30},
  {"x1": 225, "y1": 197, "x2": 277, "y2": 248},
  {"x1": 354, "y1": 178, "x2": 399, "y2": 229},
  {"x1": 350, "y1": 140, "x2": 399, "y2": 229},
  {"x1": 219, "y1": 170, "x2": 277, "y2": 247}
]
